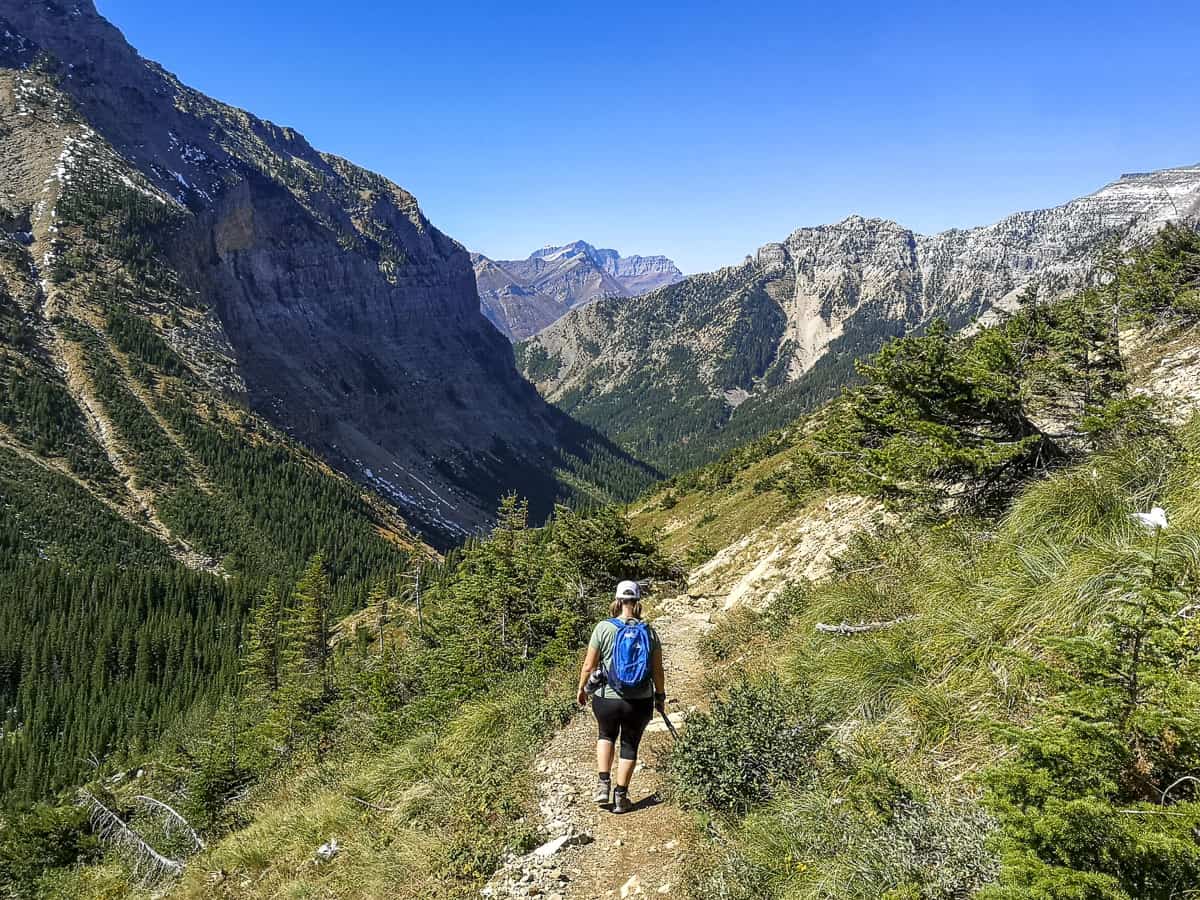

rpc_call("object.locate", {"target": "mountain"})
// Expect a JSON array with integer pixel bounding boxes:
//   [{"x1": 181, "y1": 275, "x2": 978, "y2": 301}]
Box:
[
  {"x1": 0, "y1": 0, "x2": 660, "y2": 806},
  {"x1": 29, "y1": 219, "x2": 1200, "y2": 900},
  {"x1": 0, "y1": 0, "x2": 651, "y2": 550},
  {"x1": 518, "y1": 165, "x2": 1200, "y2": 473},
  {"x1": 472, "y1": 240, "x2": 682, "y2": 340}
]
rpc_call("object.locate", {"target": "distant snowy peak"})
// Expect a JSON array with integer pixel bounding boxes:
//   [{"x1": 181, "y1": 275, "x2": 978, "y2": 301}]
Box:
[
  {"x1": 530, "y1": 240, "x2": 603, "y2": 262},
  {"x1": 473, "y1": 241, "x2": 683, "y2": 341}
]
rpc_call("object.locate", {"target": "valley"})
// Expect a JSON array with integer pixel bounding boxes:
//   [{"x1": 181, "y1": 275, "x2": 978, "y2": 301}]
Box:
[
  {"x1": 0, "y1": 2, "x2": 1199, "y2": 900},
  {"x1": 27, "y1": 223, "x2": 1196, "y2": 900}
]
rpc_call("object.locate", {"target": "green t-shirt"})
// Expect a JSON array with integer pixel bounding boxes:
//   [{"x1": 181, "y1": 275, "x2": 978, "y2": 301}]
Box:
[{"x1": 589, "y1": 617, "x2": 661, "y2": 700}]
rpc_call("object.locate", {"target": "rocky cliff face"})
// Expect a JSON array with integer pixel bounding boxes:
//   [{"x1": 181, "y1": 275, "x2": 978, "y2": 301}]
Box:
[
  {"x1": 473, "y1": 240, "x2": 682, "y2": 340},
  {"x1": 0, "y1": 0, "x2": 645, "y2": 547},
  {"x1": 521, "y1": 166, "x2": 1200, "y2": 472},
  {"x1": 770, "y1": 165, "x2": 1200, "y2": 377}
]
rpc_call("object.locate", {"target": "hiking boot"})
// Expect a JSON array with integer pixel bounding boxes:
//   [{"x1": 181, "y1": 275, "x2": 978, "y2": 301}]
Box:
[
  {"x1": 612, "y1": 788, "x2": 632, "y2": 814},
  {"x1": 593, "y1": 777, "x2": 611, "y2": 804}
]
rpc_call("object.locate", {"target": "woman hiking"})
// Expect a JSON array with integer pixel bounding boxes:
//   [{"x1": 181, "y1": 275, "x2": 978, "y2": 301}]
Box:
[{"x1": 576, "y1": 580, "x2": 666, "y2": 814}]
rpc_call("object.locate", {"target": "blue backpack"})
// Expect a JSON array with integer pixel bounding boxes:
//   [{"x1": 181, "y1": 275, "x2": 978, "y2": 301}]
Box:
[{"x1": 607, "y1": 618, "x2": 652, "y2": 693}]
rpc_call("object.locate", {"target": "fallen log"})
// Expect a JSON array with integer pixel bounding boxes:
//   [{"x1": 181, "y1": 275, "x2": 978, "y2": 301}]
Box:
[{"x1": 815, "y1": 615, "x2": 917, "y2": 635}]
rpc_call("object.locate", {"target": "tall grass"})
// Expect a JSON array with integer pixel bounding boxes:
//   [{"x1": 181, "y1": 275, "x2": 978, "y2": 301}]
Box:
[
  {"x1": 164, "y1": 667, "x2": 575, "y2": 900},
  {"x1": 680, "y1": 419, "x2": 1200, "y2": 898}
]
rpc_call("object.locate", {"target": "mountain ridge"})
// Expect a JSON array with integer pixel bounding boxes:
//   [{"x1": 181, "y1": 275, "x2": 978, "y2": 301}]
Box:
[
  {"x1": 0, "y1": 0, "x2": 652, "y2": 548},
  {"x1": 473, "y1": 240, "x2": 682, "y2": 340},
  {"x1": 520, "y1": 163, "x2": 1200, "y2": 473}
]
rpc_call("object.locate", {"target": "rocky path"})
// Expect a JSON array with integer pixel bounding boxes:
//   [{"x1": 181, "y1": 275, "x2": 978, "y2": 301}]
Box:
[{"x1": 483, "y1": 593, "x2": 718, "y2": 900}]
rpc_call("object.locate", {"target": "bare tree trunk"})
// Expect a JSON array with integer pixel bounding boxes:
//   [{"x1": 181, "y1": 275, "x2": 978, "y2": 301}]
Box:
[
  {"x1": 135, "y1": 795, "x2": 206, "y2": 850},
  {"x1": 815, "y1": 616, "x2": 917, "y2": 635},
  {"x1": 80, "y1": 791, "x2": 184, "y2": 883}
]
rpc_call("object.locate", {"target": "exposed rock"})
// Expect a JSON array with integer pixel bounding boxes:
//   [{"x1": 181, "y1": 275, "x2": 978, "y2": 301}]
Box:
[
  {"x1": 1130, "y1": 325, "x2": 1200, "y2": 422},
  {"x1": 474, "y1": 241, "x2": 682, "y2": 340},
  {"x1": 522, "y1": 167, "x2": 1200, "y2": 473},
  {"x1": 688, "y1": 495, "x2": 892, "y2": 611},
  {"x1": 532, "y1": 835, "x2": 572, "y2": 858},
  {"x1": 314, "y1": 838, "x2": 339, "y2": 863}
]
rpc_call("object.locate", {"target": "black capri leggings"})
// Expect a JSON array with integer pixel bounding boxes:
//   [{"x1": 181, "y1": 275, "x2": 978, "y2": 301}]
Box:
[{"x1": 592, "y1": 695, "x2": 655, "y2": 760}]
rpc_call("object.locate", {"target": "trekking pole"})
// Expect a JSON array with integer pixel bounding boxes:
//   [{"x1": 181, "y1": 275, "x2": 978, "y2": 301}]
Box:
[{"x1": 659, "y1": 708, "x2": 679, "y2": 741}]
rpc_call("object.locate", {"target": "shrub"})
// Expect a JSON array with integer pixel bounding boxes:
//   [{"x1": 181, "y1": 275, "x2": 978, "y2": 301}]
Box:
[
  {"x1": 980, "y1": 521, "x2": 1200, "y2": 899},
  {"x1": 691, "y1": 764, "x2": 998, "y2": 900},
  {"x1": 670, "y1": 676, "x2": 825, "y2": 815},
  {"x1": 0, "y1": 804, "x2": 100, "y2": 895},
  {"x1": 684, "y1": 538, "x2": 717, "y2": 569}
]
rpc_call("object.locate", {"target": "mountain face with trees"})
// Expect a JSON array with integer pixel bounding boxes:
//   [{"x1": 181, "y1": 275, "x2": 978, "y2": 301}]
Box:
[
  {"x1": 473, "y1": 241, "x2": 683, "y2": 340},
  {"x1": 0, "y1": 0, "x2": 661, "y2": 821},
  {"x1": 640, "y1": 225, "x2": 1200, "y2": 900},
  {"x1": 0, "y1": 0, "x2": 650, "y2": 548},
  {"x1": 519, "y1": 166, "x2": 1200, "y2": 474}
]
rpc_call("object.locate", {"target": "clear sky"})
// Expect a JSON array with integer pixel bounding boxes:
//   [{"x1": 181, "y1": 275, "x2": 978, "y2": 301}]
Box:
[{"x1": 96, "y1": 0, "x2": 1200, "y2": 274}]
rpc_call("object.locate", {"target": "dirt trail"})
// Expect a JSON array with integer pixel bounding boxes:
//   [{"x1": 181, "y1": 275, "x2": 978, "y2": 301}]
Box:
[
  {"x1": 484, "y1": 592, "x2": 718, "y2": 900},
  {"x1": 483, "y1": 494, "x2": 887, "y2": 900}
]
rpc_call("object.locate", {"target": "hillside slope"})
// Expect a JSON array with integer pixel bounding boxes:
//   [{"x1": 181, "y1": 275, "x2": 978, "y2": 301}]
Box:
[
  {"x1": 520, "y1": 166, "x2": 1200, "y2": 473},
  {"x1": 608, "y1": 229, "x2": 1200, "y2": 900},
  {"x1": 13, "y1": 223, "x2": 1200, "y2": 900},
  {"x1": 0, "y1": 1, "x2": 649, "y2": 548},
  {"x1": 474, "y1": 241, "x2": 682, "y2": 340}
]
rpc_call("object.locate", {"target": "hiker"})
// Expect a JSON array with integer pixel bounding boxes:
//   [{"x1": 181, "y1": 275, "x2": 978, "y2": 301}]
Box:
[{"x1": 576, "y1": 580, "x2": 666, "y2": 814}]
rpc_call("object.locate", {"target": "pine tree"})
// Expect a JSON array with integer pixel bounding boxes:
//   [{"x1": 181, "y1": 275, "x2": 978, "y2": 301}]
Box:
[
  {"x1": 983, "y1": 518, "x2": 1200, "y2": 898},
  {"x1": 292, "y1": 553, "x2": 331, "y2": 690},
  {"x1": 368, "y1": 580, "x2": 390, "y2": 652},
  {"x1": 241, "y1": 579, "x2": 283, "y2": 697}
]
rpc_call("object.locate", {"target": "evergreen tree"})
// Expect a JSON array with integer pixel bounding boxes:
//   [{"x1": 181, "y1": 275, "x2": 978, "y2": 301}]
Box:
[
  {"x1": 241, "y1": 579, "x2": 283, "y2": 697},
  {"x1": 983, "y1": 517, "x2": 1200, "y2": 898},
  {"x1": 291, "y1": 553, "x2": 332, "y2": 690}
]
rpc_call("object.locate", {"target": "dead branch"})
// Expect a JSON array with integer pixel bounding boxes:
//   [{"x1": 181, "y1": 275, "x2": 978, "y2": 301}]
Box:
[
  {"x1": 815, "y1": 615, "x2": 917, "y2": 636},
  {"x1": 80, "y1": 791, "x2": 184, "y2": 883},
  {"x1": 1161, "y1": 775, "x2": 1200, "y2": 805},
  {"x1": 135, "y1": 794, "x2": 206, "y2": 851},
  {"x1": 345, "y1": 794, "x2": 397, "y2": 813}
]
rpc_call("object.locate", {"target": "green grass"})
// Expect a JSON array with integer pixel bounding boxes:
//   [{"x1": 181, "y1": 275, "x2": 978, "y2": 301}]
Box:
[
  {"x1": 629, "y1": 432, "x2": 804, "y2": 558},
  {"x1": 169, "y1": 667, "x2": 576, "y2": 900},
  {"x1": 674, "y1": 417, "x2": 1200, "y2": 899}
]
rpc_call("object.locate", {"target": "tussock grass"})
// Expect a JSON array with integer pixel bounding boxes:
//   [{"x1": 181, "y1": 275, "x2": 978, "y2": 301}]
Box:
[
  {"x1": 169, "y1": 667, "x2": 575, "y2": 899},
  {"x1": 680, "y1": 418, "x2": 1200, "y2": 898}
]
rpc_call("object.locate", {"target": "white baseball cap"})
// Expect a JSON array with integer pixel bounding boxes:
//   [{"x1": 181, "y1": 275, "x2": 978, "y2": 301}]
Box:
[{"x1": 615, "y1": 580, "x2": 641, "y2": 600}]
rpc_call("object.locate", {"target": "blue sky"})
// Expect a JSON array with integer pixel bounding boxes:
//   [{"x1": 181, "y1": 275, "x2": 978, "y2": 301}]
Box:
[{"x1": 98, "y1": 0, "x2": 1200, "y2": 273}]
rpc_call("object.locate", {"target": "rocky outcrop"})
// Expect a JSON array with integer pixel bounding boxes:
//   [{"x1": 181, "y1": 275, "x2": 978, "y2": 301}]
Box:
[
  {"x1": 521, "y1": 166, "x2": 1200, "y2": 473},
  {"x1": 767, "y1": 165, "x2": 1200, "y2": 377},
  {"x1": 0, "y1": 0, "x2": 650, "y2": 544},
  {"x1": 474, "y1": 241, "x2": 682, "y2": 340}
]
